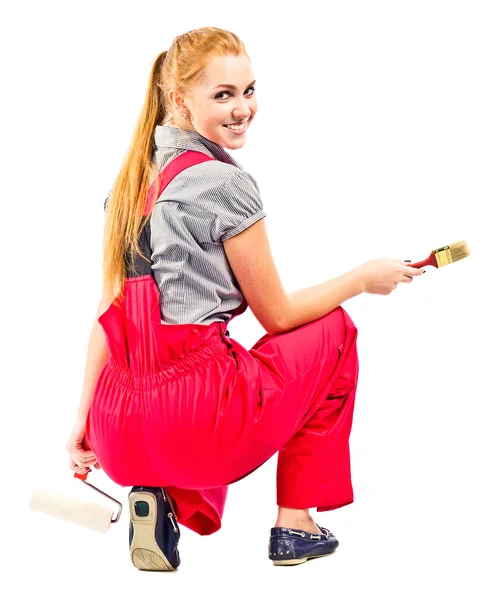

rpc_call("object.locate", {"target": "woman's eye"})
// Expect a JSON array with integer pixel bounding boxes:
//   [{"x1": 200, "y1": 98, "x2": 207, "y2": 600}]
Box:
[{"x1": 215, "y1": 86, "x2": 256, "y2": 100}]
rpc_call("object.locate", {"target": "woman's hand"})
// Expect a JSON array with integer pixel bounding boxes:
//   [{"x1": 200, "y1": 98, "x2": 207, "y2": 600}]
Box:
[
  {"x1": 66, "y1": 419, "x2": 100, "y2": 475},
  {"x1": 357, "y1": 258, "x2": 425, "y2": 295}
]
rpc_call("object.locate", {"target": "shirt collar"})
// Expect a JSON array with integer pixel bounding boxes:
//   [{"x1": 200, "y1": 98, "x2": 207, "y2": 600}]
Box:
[{"x1": 154, "y1": 124, "x2": 243, "y2": 169}]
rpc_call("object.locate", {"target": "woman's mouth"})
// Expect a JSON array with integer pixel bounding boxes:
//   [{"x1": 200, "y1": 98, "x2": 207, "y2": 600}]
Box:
[{"x1": 223, "y1": 120, "x2": 248, "y2": 134}]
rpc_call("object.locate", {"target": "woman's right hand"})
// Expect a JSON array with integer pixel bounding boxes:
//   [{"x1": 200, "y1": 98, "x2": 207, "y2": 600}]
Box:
[{"x1": 357, "y1": 258, "x2": 425, "y2": 295}]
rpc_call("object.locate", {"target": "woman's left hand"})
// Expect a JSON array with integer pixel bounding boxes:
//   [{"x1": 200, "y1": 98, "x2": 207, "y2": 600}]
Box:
[{"x1": 66, "y1": 419, "x2": 100, "y2": 474}]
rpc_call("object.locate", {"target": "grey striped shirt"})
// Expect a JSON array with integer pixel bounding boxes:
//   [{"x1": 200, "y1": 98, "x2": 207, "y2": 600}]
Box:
[{"x1": 106, "y1": 124, "x2": 266, "y2": 325}]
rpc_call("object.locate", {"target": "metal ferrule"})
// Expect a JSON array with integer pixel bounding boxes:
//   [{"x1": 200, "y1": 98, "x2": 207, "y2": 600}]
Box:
[{"x1": 434, "y1": 246, "x2": 453, "y2": 267}]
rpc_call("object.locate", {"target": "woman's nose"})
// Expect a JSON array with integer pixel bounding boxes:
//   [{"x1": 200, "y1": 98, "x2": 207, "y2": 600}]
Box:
[{"x1": 233, "y1": 100, "x2": 252, "y2": 119}]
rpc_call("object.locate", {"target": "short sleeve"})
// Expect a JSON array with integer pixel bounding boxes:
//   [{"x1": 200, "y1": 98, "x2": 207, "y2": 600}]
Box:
[{"x1": 211, "y1": 169, "x2": 266, "y2": 242}]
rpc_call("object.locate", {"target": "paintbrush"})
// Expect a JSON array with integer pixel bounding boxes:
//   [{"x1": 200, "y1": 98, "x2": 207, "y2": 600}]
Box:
[{"x1": 408, "y1": 240, "x2": 470, "y2": 269}]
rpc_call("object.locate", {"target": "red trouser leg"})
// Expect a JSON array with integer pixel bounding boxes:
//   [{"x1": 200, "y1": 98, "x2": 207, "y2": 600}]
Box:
[
  {"x1": 162, "y1": 306, "x2": 359, "y2": 530},
  {"x1": 275, "y1": 363, "x2": 357, "y2": 510},
  {"x1": 163, "y1": 486, "x2": 228, "y2": 536},
  {"x1": 247, "y1": 305, "x2": 359, "y2": 511}
]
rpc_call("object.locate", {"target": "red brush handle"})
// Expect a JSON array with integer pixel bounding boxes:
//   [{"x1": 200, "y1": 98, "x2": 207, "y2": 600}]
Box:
[{"x1": 407, "y1": 250, "x2": 438, "y2": 270}]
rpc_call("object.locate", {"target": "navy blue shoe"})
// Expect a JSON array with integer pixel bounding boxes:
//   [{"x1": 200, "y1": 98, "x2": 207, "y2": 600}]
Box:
[
  {"x1": 268, "y1": 524, "x2": 339, "y2": 566},
  {"x1": 128, "y1": 486, "x2": 181, "y2": 571}
]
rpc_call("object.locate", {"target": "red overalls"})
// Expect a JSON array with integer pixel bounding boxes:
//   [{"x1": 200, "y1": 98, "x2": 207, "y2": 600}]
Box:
[{"x1": 86, "y1": 150, "x2": 359, "y2": 536}]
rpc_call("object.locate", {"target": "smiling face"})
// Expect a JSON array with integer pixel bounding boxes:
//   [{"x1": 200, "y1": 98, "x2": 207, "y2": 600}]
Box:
[{"x1": 167, "y1": 53, "x2": 257, "y2": 149}]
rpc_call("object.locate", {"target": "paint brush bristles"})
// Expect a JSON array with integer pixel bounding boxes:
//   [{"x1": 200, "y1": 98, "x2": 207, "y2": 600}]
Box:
[
  {"x1": 446, "y1": 240, "x2": 470, "y2": 264},
  {"x1": 433, "y1": 240, "x2": 470, "y2": 268}
]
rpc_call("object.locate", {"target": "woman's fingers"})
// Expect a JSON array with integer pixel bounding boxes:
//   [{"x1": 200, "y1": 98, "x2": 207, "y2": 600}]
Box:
[
  {"x1": 66, "y1": 426, "x2": 98, "y2": 473},
  {"x1": 78, "y1": 454, "x2": 95, "y2": 464},
  {"x1": 70, "y1": 458, "x2": 88, "y2": 472},
  {"x1": 66, "y1": 448, "x2": 95, "y2": 461},
  {"x1": 69, "y1": 456, "x2": 99, "y2": 471}
]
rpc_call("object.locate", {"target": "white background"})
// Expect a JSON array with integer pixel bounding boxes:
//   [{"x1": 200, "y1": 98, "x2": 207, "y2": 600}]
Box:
[{"x1": 2, "y1": 0, "x2": 491, "y2": 597}]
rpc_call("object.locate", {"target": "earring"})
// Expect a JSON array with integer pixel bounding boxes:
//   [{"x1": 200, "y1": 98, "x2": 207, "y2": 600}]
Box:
[{"x1": 183, "y1": 112, "x2": 187, "y2": 119}]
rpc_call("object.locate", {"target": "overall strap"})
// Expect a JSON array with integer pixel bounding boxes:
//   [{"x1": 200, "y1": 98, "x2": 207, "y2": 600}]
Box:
[{"x1": 144, "y1": 150, "x2": 215, "y2": 215}]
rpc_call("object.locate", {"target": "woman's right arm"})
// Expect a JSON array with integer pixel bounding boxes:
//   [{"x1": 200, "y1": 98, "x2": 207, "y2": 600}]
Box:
[
  {"x1": 222, "y1": 218, "x2": 364, "y2": 335},
  {"x1": 283, "y1": 269, "x2": 363, "y2": 331},
  {"x1": 223, "y1": 219, "x2": 425, "y2": 335}
]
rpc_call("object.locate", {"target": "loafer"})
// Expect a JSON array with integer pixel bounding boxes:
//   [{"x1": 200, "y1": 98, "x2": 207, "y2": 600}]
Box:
[
  {"x1": 268, "y1": 524, "x2": 339, "y2": 566},
  {"x1": 128, "y1": 486, "x2": 181, "y2": 571}
]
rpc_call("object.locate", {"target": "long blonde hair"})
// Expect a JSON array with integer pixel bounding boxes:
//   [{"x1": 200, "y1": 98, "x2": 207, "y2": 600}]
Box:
[{"x1": 102, "y1": 27, "x2": 247, "y2": 305}]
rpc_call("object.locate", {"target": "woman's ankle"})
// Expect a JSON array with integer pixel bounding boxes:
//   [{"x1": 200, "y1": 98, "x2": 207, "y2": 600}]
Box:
[{"x1": 275, "y1": 506, "x2": 318, "y2": 532}]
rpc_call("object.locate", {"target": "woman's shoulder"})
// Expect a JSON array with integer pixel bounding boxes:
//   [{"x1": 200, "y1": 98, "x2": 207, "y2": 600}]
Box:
[
  {"x1": 152, "y1": 159, "x2": 253, "y2": 210},
  {"x1": 187, "y1": 156, "x2": 243, "y2": 180},
  {"x1": 171, "y1": 157, "x2": 253, "y2": 194}
]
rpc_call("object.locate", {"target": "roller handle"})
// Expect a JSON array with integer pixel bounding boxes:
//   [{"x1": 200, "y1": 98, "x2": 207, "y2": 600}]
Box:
[{"x1": 71, "y1": 438, "x2": 123, "y2": 525}]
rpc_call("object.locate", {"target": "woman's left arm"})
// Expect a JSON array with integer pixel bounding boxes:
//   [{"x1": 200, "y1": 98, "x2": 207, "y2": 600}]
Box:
[{"x1": 74, "y1": 295, "x2": 112, "y2": 424}]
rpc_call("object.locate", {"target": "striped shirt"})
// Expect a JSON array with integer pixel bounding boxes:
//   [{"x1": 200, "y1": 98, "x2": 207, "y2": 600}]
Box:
[{"x1": 105, "y1": 124, "x2": 266, "y2": 325}]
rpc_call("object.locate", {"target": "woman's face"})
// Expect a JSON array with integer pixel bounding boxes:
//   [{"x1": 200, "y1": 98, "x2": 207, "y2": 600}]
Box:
[{"x1": 170, "y1": 53, "x2": 257, "y2": 149}]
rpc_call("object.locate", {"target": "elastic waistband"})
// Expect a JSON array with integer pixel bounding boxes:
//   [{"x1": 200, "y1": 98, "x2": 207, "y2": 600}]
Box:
[{"x1": 106, "y1": 336, "x2": 230, "y2": 391}]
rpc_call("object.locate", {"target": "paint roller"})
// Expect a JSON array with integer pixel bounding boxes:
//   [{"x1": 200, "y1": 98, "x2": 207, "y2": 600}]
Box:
[
  {"x1": 29, "y1": 471, "x2": 123, "y2": 533},
  {"x1": 28, "y1": 434, "x2": 122, "y2": 533}
]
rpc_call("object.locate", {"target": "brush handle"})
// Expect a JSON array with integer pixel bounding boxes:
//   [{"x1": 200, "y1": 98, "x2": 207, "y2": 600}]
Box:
[{"x1": 407, "y1": 250, "x2": 438, "y2": 270}]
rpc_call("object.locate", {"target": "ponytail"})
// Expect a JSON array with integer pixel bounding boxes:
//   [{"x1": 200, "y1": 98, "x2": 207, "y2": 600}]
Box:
[{"x1": 101, "y1": 50, "x2": 168, "y2": 304}]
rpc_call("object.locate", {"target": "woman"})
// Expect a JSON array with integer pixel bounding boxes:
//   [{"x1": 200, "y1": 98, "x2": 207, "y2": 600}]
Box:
[{"x1": 65, "y1": 26, "x2": 424, "y2": 571}]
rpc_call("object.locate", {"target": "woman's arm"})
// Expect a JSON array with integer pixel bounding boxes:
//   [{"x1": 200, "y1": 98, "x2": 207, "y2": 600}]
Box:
[
  {"x1": 75, "y1": 294, "x2": 112, "y2": 424},
  {"x1": 223, "y1": 218, "x2": 364, "y2": 335}
]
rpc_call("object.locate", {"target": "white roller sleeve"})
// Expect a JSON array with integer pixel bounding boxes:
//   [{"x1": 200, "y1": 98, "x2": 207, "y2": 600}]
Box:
[{"x1": 29, "y1": 486, "x2": 115, "y2": 534}]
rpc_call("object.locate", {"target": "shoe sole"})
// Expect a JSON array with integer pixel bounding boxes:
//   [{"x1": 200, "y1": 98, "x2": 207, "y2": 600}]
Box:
[
  {"x1": 129, "y1": 490, "x2": 175, "y2": 571},
  {"x1": 272, "y1": 549, "x2": 337, "y2": 566}
]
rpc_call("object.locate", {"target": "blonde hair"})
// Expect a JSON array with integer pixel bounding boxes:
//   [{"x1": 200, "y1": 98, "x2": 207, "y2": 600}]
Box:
[{"x1": 102, "y1": 27, "x2": 248, "y2": 304}]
